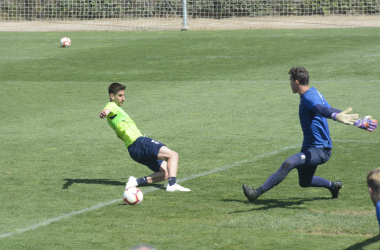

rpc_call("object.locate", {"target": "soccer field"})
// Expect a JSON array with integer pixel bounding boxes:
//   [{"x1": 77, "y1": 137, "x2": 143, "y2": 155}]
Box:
[{"x1": 1, "y1": 28, "x2": 380, "y2": 249}]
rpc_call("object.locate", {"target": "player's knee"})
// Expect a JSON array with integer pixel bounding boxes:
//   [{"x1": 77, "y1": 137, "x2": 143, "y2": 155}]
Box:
[
  {"x1": 281, "y1": 159, "x2": 294, "y2": 170},
  {"x1": 281, "y1": 155, "x2": 299, "y2": 170},
  {"x1": 281, "y1": 160, "x2": 291, "y2": 169},
  {"x1": 169, "y1": 150, "x2": 178, "y2": 161}
]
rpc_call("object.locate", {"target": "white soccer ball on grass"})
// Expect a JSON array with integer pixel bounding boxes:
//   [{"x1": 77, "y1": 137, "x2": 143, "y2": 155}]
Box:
[
  {"x1": 60, "y1": 37, "x2": 71, "y2": 47},
  {"x1": 123, "y1": 187, "x2": 143, "y2": 205}
]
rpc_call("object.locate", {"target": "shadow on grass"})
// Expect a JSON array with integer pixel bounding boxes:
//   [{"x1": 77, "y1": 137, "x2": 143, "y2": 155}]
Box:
[
  {"x1": 225, "y1": 197, "x2": 330, "y2": 214},
  {"x1": 62, "y1": 178, "x2": 165, "y2": 190},
  {"x1": 343, "y1": 235, "x2": 379, "y2": 250}
]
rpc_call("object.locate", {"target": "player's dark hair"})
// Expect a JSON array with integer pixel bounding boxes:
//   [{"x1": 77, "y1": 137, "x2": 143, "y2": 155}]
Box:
[
  {"x1": 288, "y1": 67, "x2": 309, "y2": 85},
  {"x1": 108, "y1": 82, "x2": 126, "y2": 95},
  {"x1": 367, "y1": 167, "x2": 380, "y2": 193}
]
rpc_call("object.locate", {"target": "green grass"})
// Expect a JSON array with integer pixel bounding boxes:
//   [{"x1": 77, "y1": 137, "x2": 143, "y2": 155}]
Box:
[{"x1": 1, "y1": 28, "x2": 380, "y2": 249}]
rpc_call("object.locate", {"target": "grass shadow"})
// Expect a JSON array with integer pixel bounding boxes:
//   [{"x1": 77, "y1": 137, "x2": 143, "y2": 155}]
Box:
[
  {"x1": 226, "y1": 197, "x2": 330, "y2": 214},
  {"x1": 343, "y1": 235, "x2": 380, "y2": 250},
  {"x1": 62, "y1": 178, "x2": 165, "y2": 189}
]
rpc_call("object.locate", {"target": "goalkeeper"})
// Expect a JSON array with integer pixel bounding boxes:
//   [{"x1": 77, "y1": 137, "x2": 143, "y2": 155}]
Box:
[
  {"x1": 243, "y1": 67, "x2": 377, "y2": 202},
  {"x1": 99, "y1": 82, "x2": 190, "y2": 192}
]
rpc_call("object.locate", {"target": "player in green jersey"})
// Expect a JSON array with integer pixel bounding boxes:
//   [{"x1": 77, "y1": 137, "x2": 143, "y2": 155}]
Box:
[{"x1": 99, "y1": 83, "x2": 191, "y2": 192}]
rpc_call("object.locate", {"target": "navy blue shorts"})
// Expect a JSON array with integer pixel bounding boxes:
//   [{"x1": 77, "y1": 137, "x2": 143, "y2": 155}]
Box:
[
  {"x1": 128, "y1": 137, "x2": 165, "y2": 172},
  {"x1": 297, "y1": 147, "x2": 331, "y2": 167},
  {"x1": 296, "y1": 147, "x2": 331, "y2": 186}
]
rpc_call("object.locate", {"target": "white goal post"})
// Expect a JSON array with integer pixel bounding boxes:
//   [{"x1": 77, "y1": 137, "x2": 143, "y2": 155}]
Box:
[{"x1": 0, "y1": 0, "x2": 379, "y2": 31}]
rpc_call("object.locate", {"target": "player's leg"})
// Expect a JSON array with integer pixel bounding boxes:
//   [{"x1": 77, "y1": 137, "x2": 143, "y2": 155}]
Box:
[
  {"x1": 157, "y1": 146, "x2": 190, "y2": 192},
  {"x1": 157, "y1": 146, "x2": 178, "y2": 178},
  {"x1": 126, "y1": 137, "x2": 189, "y2": 191},
  {"x1": 297, "y1": 148, "x2": 331, "y2": 189},
  {"x1": 298, "y1": 164, "x2": 329, "y2": 188},
  {"x1": 126, "y1": 137, "x2": 167, "y2": 188},
  {"x1": 126, "y1": 160, "x2": 166, "y2": 188},
  {"x1": 146, "y1": 161, "x2": 169, "y2": 183},
  {"x1": 243, "y1": 153, "x2": 301, "y2": 202},
  {"x1": 297, "y1": 148, "x2": 342, "y2": 198},
  {"x1": 298, "y1": 166, "x2": 342, "y2": 198}
]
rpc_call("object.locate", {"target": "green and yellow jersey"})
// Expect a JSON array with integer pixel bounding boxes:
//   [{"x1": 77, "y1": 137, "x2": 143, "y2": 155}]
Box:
[{"x1": 104, "y1": 102, "x2": 143, "y2": 148}]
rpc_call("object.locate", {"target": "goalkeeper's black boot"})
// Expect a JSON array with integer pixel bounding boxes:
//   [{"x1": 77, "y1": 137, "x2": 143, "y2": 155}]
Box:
[
  {"x1": 242, "y1": 184, "x2": 258, "y2": 202},
  {"x1": 329, "y1": 181, "x2": 343, "y2": 199}
]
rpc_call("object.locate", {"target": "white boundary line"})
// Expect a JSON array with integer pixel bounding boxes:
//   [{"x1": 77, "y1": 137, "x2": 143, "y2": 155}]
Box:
[
  {"x1": 0, "y1": 144, "x2": 301, "y2": 239},
  {"x1": 1, "y1": 140, "x2": 379, "y2": 239}
]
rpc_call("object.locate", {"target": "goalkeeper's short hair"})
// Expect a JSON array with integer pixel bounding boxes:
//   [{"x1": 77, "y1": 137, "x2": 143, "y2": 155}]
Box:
[
  {"x1": 288, "y1": 67, "x2": 309, "y2": 85},
  {"x1": 367, "y1": 167, "x2": 380, "y2": 193}
]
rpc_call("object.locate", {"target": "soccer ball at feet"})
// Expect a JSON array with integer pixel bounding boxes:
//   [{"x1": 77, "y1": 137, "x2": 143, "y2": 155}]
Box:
[
  {"x1": 60, "y1": 37, "x2": 71, "y2": 47},
  {"x1": 123, "y1": 187, "x2": 143, "y2": 205}
]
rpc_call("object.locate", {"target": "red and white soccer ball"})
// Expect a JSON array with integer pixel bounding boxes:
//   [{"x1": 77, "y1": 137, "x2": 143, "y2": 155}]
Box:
[
  {"x1": 60, "y1": 37, "x2": 71, "y2": 47},
  {"x1": 123, "y1": 187, "x2": 143, "y2": 205}
]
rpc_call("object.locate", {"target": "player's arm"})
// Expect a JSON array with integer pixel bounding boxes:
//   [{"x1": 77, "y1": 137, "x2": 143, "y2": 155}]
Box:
[
  {"x1": 314, "y1": 104, "x2": 341, "y2": 119},
  {"x1": 332, "y1": 108, "x2": 377, "y2": 131},
  {"x1": 314, "y1": 104, "x2": 377, "y2": 132},
  {"x1": 314, "y1": 104, "x2": 357, "y2": 125},
  {"x1": 99, "y1": 109, "x2": 111, "y2": 119},
  {"x1": 99, "y1": 109, "x2": 124, "y2": 139},
  {"x1": 331, "y1": 107, "x2": 359, "y2": 125}
]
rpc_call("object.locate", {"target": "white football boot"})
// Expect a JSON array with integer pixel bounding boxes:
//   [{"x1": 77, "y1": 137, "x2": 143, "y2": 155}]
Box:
[
  {"x1": 166, "y1": 183, "x2": 191, "y2": 192},
  {"x1": 125, "y1": 176, "x2": 138, "y2": 189}
]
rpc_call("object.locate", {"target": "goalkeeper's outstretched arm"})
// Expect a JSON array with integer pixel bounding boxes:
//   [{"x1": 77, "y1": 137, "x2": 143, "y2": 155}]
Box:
[
  {"x1": 331, "y1": 107, "x2": 358, "y2": 125},
  {"x1": 314, "y1": 105, "x2": 341, "y2": 119},
  {"x1": 314, "y1": 104, "x2": 357, "y2": 124},
  {"x1": 314, "y1": 104, "x2": 377, "y2": 132}
]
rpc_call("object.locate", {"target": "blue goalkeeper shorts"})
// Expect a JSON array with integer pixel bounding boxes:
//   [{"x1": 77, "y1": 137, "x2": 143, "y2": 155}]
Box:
[
  {"x1": 297, "y1": 147, "x2": 332, "y2": 187},
  {"x1": 128, "y1": 137, "x2": 165, "y2": 172}
]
